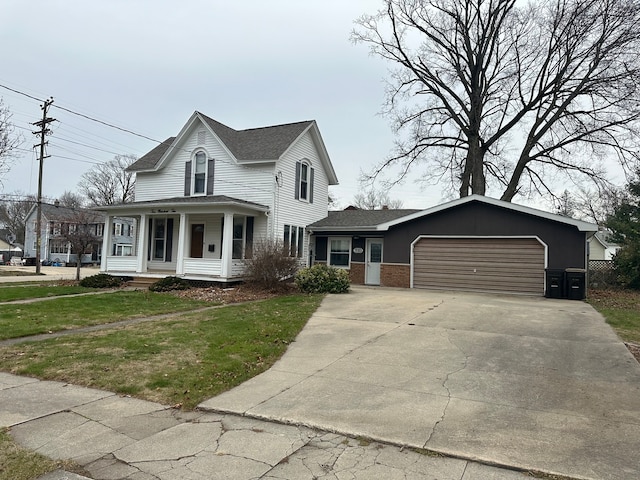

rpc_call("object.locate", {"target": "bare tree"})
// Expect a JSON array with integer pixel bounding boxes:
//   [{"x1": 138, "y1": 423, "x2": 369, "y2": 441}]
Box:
[
  {"x1": 0, "y1": 98, "x2": 22, "y2": 185},
  {"x1": 353, "y1": 187, "x2": 404, "y2": 209},
  {"x1": 353, "y1": 0, "x2": 640, "y2": 201},
  {"x1": 0, "y1": 192, "x2": 36, "y2": 245},
  {"x1": 60, "y1": 208, "x2": 102, "y2": 281},
  {"x1": 57, "y1": 190, "x2": 86, "y2": 208},
  {"x1": 79, "y1": 154, "x2": 137, "y2": 206}
]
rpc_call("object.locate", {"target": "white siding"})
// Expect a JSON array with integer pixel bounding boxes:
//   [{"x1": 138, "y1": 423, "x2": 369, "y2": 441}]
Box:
[
  {"x1": 134, "y1": 120, "x2": 275, "y2": 208},
  {"x1": 273, "y1": 131, "x2": 329, "y2": 260}
]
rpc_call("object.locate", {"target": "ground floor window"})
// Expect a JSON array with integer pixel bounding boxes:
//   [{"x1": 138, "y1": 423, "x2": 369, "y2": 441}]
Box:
[
  {"x1": 112, "y1": 244, "x2": 133, "y2": 256},
  {"x1": 50, "y1": 241, "x2": 68, "y2": 254},
  {"x1": 284, "y1": 225, "x2": 304, "y2": 257},
  {"x1": 329, "y1": 238, "x2": 350, "y2": 267}
]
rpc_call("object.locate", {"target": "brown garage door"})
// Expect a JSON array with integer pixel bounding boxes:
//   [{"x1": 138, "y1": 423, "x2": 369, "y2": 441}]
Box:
[{"x1": 413, "y1": 237, "x2": 545, "y2": 295}]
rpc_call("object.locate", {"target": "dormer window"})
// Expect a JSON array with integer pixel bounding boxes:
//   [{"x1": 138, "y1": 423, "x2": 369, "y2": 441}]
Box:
[{"x1": 194, "y1": 151, "x2": 207, "y2": 194}]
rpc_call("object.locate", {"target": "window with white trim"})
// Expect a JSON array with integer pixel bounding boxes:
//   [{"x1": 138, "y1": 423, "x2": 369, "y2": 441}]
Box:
[
  {"x1": 50, "y1": 241, "x2": 68, "y2": 254},
  {"x1": 284, "y1": 225, "x2": 305, "y2": 258},
  {"x1": 112, "y1": 244, "x2": 133, "y2": 256},
  {"x1": 328, "y1": 238, "x2": 350, "y2": 267},
  {"x1": 96, "y1": 223, "x2": 104, "y2": 236},
  {"x1": 194, "y1": 151, "x2": 207, "y2": 194}
]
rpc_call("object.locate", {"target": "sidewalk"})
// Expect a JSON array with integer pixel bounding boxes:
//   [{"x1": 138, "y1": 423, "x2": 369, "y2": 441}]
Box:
[
  {"x1": 0, "y1": 266, "x2": 98, "y2": 282},
  {"x1": 0, "y1": 373, "x2": 531, "y2": 480}
]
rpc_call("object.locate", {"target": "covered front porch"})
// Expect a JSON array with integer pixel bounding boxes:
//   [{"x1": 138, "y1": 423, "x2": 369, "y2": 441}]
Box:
[{"x1": 98, "y1": 197, "x2": 269, "y2": 282}]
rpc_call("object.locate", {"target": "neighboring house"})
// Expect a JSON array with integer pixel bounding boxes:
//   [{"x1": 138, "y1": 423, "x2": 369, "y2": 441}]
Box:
[
  {"x1": 308, "y1": 195, "x2": 598, "y2": 297},
  {"x1": 588, "y1": 231, "x2": 620, "y2": 260},
  {"x1": 98, "y1": 111, "x2": 338, "y2": 282},
  {"x1": 0, "y1": 237, "x2": 22, "y2": 263},
  {"x1": 23, "y1": 203, "x2": 134, "y2": 265}
]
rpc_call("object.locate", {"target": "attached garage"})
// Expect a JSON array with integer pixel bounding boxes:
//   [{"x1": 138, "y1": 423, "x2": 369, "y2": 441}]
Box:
[
  {"x1": 308, "y1": 195, "x2": 598, "y2": 297},
  {"x1": 412, "y1": 237, "x2": 546, "y2": 295}
]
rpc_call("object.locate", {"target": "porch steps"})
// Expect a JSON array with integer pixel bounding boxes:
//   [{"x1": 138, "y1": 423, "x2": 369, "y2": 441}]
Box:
[{"x1": 126, "y1": 277, "x2": 158, "y2": 290}]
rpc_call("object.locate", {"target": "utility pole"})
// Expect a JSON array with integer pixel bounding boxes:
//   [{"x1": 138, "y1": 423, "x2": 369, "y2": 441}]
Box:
[{"x1": 32, "y1": 98, "x2": 55, "y2": 275}]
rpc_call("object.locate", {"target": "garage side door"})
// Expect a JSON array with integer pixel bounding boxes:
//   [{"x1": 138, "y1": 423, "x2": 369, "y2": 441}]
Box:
[{"x1": 413, "y1": 237, "x2": 545, "y2": 295}]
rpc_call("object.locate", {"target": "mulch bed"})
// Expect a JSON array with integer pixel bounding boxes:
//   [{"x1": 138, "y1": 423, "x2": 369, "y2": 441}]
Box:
[{"x1": 171, "y1": 284, "x2": 290, "y2": 304}]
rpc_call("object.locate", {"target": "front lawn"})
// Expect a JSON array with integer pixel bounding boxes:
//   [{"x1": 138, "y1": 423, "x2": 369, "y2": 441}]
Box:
[
  {"x1": 0, "y1": 291, "x2": 210, "y2": 340},
  {"x1": 0, "y1": 284, "x2": 96, "y2": 303},
  {"x1": 0, "y1": 294, "x2": 322, "y2": 410},
  {"x1": 588, "y1": 289, "x2": 640, "y2": 344}
]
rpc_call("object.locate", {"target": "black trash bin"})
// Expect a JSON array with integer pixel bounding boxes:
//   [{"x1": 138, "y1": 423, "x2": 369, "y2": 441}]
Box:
[
  {"x1": 545, "y1": 269, "x2": 566, "y2": 298},
  {"x1": 565, "y1": 268, "x2": 586, "y2": 300},
  {"x1": 24, "y1": 257, "x2": 36, "y2": 266}
]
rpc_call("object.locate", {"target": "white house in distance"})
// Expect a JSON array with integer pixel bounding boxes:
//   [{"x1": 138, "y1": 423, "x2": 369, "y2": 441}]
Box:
[{"x1": 98, "y1": 111, "x2": 338, "y2": 282}]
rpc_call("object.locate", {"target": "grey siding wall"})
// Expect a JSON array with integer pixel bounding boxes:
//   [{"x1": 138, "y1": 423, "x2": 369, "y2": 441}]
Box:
[{"x1": 383, "y1": 202, "x2": 586, "y2": 269}]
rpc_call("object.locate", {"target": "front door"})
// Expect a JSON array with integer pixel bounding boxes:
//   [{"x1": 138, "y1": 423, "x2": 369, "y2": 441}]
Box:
[
  {"x1": 365, "y1": 238, "x2": 383, "y2": 285},
  {"x1": 190, "y1": 224, "x2": 204, "y2": 258}
]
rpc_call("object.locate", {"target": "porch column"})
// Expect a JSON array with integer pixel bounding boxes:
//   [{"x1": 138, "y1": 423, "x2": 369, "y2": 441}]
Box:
[
  {"x1": 176, "y1": 213, "x2": 187, "y2": 275},
  {"x1": 221, "y1": 212, "x2": 234, "y2": 278},
  {"x1": 136, "y1": 214, "x2": 148, "y2": 273},
  {"x1": 100, "y1": 216, "x2": 112, "y2": 272}
]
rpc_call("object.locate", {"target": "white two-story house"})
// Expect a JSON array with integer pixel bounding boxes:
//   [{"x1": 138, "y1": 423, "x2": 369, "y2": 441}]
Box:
[{"x1": 98, "y1": 111, "x2": 338, "y2": 282}]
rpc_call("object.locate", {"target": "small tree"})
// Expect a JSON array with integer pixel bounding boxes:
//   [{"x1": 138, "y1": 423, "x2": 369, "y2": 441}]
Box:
[
  {"x1": 244, "y1": 239, "x2": 300, "y2": 291},
  {"x1": 60, "y1": 209, "x2": 102, "y2": 281},
  {"x1": 607, "y1": 172, "x2": 640, "y2": 289},
  {"x1": 0, "y1": 98, "x2": 22, "y2": 186},
  {"x1": 0, "y1": 192, "x2": 36, "y2": 245}
]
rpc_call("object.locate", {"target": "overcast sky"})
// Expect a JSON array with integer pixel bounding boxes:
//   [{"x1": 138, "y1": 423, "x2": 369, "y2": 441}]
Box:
[
  {"x1": 1, "y1": 1, "x2": 625, "y2": 213},
  {"x1": 1, "y1": 0, "x2": 447, "y2": 209}
]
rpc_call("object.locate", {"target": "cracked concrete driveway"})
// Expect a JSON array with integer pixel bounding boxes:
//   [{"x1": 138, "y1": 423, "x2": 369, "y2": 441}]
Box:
[{"x1": 201, "y1": 286, "x2": 640, "y2": 480}]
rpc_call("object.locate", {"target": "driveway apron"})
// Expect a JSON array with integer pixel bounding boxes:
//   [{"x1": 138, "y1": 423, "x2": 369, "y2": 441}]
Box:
[{"x1": 200, "y1": 286, "x2": 640, "y2": 480}]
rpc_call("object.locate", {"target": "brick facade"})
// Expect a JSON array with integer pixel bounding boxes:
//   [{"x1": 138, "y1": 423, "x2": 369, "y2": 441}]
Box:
[
  {"x1": 380, "y1": 263, "x2": 411, "y2": 288},
  {"x1": 348, "y1": 262, "x2": 365, "y2": 285}
]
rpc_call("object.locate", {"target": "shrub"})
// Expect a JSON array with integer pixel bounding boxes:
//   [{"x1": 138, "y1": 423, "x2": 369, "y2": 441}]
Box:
[
  {"x1": 295, "y1": 264, "x2": 350, "y2": 294},
  {"x1": 79, "y1": 273, "x2": 123, "y2": 288},
  {"x1": 244, "y1": 240, "x2": 300, "y2": 291},
  {"x1": 149, "y1": 276, "x2": 191, "y2": 292}
]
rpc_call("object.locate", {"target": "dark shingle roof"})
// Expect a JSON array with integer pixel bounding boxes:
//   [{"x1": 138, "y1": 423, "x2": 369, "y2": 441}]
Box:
[
  {"x1": 199, "y1": 113, "x2": 313, "y2": 161},
  {"x1": 38, "y1": 203, "x2": 103, "y2": 223},
  {"x1": 128, "y1": 137, "x2": 176, "y2": 172},
  {"x1": 127, "y1": 113, "x2": 314, "y2": 172},
  {"x1": 309, "y1": 209, "x2": 421, "y2": 230}
]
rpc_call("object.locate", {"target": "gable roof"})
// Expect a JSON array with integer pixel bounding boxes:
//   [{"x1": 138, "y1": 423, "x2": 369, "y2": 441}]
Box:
[
  {"x1": 128, "y1": 137, "x2": 176, "y2": 172},
  {"x1": 127, "y1": 112, "x2": 339, "y2": 184},
  {"x1": 309, "y1": 195, "x2": 598, "y2": 233},
  {"x1": 590, "y1": 230, "x2": 620, "y2": 248},
  {"x1": 26, "y1": 203, "x2": 104, "y2": 224}
]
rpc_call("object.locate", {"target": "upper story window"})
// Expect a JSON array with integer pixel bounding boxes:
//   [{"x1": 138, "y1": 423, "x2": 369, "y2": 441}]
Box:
[
  {"x1": 194, "y1": 151, "x2": 207, "y2": 194},
  {"x1": 295, "y1": 160, "x2": 314, "y2": 203}
]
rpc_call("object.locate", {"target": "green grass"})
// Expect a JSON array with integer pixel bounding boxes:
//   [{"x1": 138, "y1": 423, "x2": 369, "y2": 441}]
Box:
[
  {"x1": 0, "y1": 284, "x2": 96, "y2": 302},
  {"x1": 588, "y1": 289, "x2": 640, "y2": 344},
  {"x1": 0, "y1": 291, "x2": 210, "y2": 340},
  {"x1": 0, "y1": 294, "x2": 322, "y2": 410}
]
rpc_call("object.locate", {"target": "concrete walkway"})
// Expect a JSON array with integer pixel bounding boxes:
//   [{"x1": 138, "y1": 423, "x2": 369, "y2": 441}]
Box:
[
  {"x1": 1, "y1": 373, "x2": 528, "y2": 480},
  {"x1": 201, "y1": 287, "x2": 640, "y2": 480},
  {"x1": 1, "y1": 285, "x2": 638, "y2": 479}
]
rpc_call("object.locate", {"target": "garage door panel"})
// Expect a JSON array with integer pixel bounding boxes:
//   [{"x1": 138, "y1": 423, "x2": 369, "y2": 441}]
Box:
[{"x1": 413, "y1": 237, "x2": 545, "y2": 295}]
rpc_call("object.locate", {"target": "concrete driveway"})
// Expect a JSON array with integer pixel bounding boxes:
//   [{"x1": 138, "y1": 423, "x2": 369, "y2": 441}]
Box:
[{"x1": 201, "y1": 286, "x2": 640, "y2": 480}]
